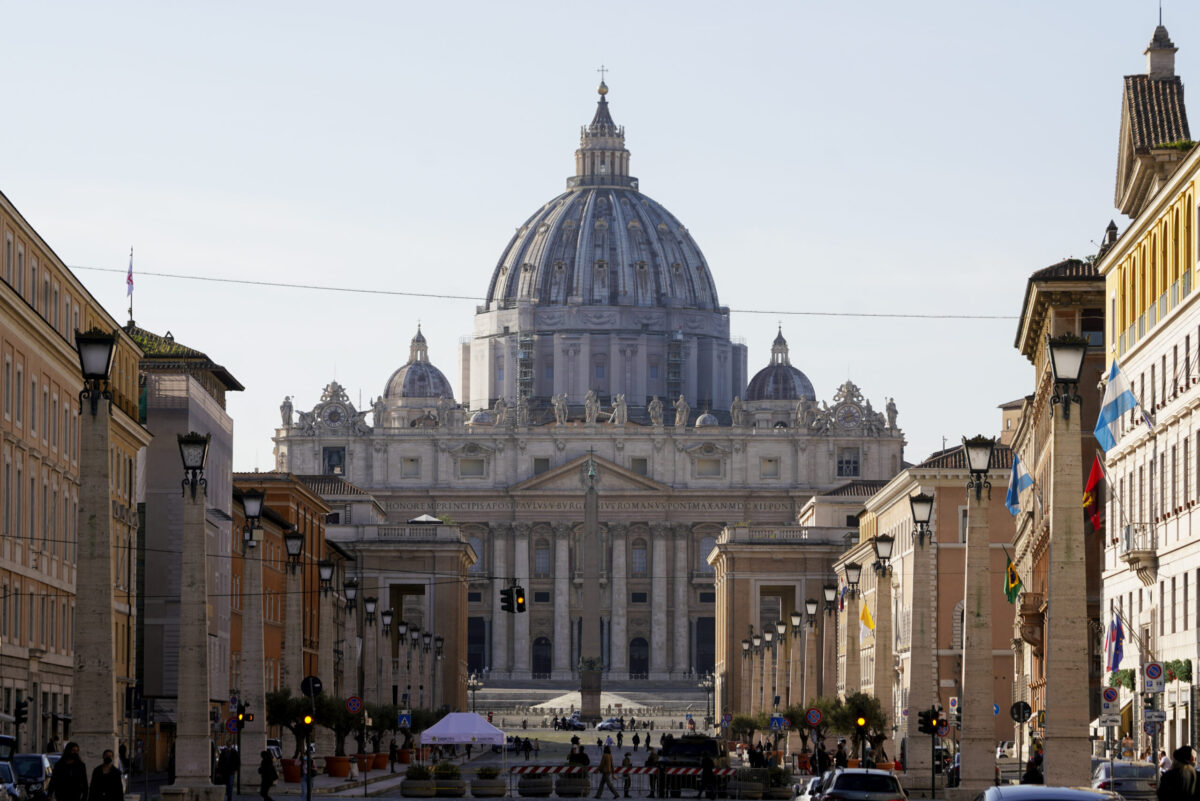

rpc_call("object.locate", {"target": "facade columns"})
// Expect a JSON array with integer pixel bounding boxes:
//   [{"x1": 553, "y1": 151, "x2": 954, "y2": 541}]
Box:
[
  {"x1": 905, "y1": 532, "x2": 936, "y2": 778},
  {"x1": 491, "y1": 526, "x2": 510, "y2": 675},
  {"x1": 803, "y1": 623, "x2": 818, "y2": 708},
  {"x1": 843, "y1": 592, "x2": 861, "y2": 696},
  {"x1": 650, "y1": 526, "x2": 669, "y2": 679},
  {"x1": 1044, "y1": 400, "x2": 1092, "y2": 786},
  {"x1": 553, "y1": 524, "x2": 572, "y2": 679},
  {"x1": 959, "y1": 485, "x2": 993, "y2": 791},
  {"x1": 609, "y1": 524, "x2": 628, "y2": 678},
  {"x1": 315, "y1": 582, "x2": 336, "y2": 757},
  {"x1": 283, "y1": 567, "x2": 303, "y2": 694},
  {"x1": 749, "y1": 643, "x2": 761, "y2": 715},
  {"x1": 872, "y1": 570, "x2": 895, "y2": 759},
  {"x1": 673, "y1": 525, "x2": 690, "y2": 677},
  {"x1": 73, "y1": 397, "x2": 119, "y2": 767},
  {"x1": 512, "y1": 524, "x2": 531, "y2": 677},
  {"x1": 362, "y1": 592, "x2": 379, "y2": 707}
]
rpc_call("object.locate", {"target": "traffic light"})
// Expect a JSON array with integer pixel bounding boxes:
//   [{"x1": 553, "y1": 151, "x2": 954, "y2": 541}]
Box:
[
  {"x1": 514, "y1": 585, "x2": 526, "y2": 613},
  {"x1": 13, "y1": 699, "x2": 28, "y2": 727},
  {"x1": 855, "y1": 715, "x2": 867, "y2": 739},
  {"x1": 953, "y1": 704, "x2": 961, "y2": 728},
  {"x1": 500, "y1": 587, "x2": 515, "y2": 613},
  {"x1": 917, "y1": 709, "x2": 934, "y2": 735},
  {"x1": 298, "y1": 713, "x2": 315, "y2": 740},
  {"x1": 237, "y1": 703, "x2": 246, "y2": 731}
]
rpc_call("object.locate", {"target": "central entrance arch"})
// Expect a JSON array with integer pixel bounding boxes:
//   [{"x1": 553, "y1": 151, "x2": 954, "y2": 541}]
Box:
[
  {"x1": 629, "y1": 637, "x2": 649, "y2": 679},
  {"x1": 532, "y1": 637, "x2": 553, "y2": 679}
]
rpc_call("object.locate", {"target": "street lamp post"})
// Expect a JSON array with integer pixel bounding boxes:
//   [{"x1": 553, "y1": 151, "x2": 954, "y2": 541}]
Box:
[
  {"x1": 467, "y1": 672, "x2": 483, "y2": 713},
  {"x1": 750, "y1": 632, "x2": 762, "y2": 715},
  {"x1": 408, "y1": 626, "x2": 421, "y2": 708},
  {"x1": 432, "y1": 636, "x2": 445, "y2": 712},
  {"x1": 869, "y1": 536, "x2": 895, "y2": 762},
  {"x1": 959, "y1": 434, "x2": 997, "y2": 792},
  {"x1": 164, "y1": 432, "x2": 220, "y2": 801},
  {"x1": 773, "y1": 620, "x2": 786, "y2": 712},
  {"x1": 72, "y1": 329, "x2": 121, "y2": 768},
  {"x1": 905, "y1": 490, "x2": 937, "y2": 782},
  {"x1": 282, "y1": 525, "x2": 305, "y2": 754},
  {"x1": 740, "y1": 639, "x2": 751, "y2": 714},
  {"x1": 1043, "y1": 333, "x2": 1092, "y2": 786},
  {"x1": 237, "y1": 488, "x2": 268, "y2": 784},
  {"x1": 396, "y1": 620, "x2": 408, "y2": 707},
  {"x1": 363, "y1": 597, "x2": 378, "y2": 706},
  {"x1": 841, "y1": 564, "x2": 863, "y2": 695}
]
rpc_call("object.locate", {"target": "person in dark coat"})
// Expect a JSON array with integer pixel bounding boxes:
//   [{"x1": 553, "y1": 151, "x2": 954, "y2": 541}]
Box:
[
  {"x1": 1158, "y1": 746, "x2": 1197, "y2": 799},
  {"x1": 1020, "y1": 759, "x2": 1043, "y2": 785},
  {"x1": 696, "y1": 753, "x2": 716, "y2": 800},
  {"x1": 88, "y1": 750, "x2": 124, "y2": 801},
  {"x1": 215, "y1": 746, "x2": 239, "y2": 801},
  {"x1": 47, "y1": 742, "x2": 88, "y2": 801},
  {"x1": 258, "y1": 750, "x2": 278, "y2": 801}
]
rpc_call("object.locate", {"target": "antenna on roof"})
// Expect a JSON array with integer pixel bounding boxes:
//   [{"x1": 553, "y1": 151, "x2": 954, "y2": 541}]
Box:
[{"x1": 1160, "y1": 0, "x2": 1164, "y2": 26}]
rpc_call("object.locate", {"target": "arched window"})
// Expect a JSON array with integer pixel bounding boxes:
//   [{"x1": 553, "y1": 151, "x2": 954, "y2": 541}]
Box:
[
  {"x1": 534, "y1": 539, "x2": 551, "y2": 578},
  {"x1": 631, "y1": 539, "x2": 648, "y2": 577},
  {"x1": 697, "y1": 537, "x2": 716, "y2": 573}
]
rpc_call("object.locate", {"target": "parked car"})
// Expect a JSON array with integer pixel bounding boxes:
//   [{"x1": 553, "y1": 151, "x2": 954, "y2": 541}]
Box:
[
  {"x1": 561, "y1": 715, "x2": 587, "y2": 731},
  {"x1": 1091, "y1": 759, "x2": 1157, "y2": 800},
  {"x1": 811, "y1": 768, "x2": 905, "y2": 801},
  {"x1": 596, "y1": 718, "x2": 624, "y2": 731},
  {"x1": 0, "y1": 762, "x2": 25, "y2": 801},
  {"x1": 793, "y1": 775, "x2": 821, "y2": 801},
  {"x1": 971, "y1": 786, "x2": 1123, "y2": 801},
  {"x1": 10, "y1": 755, "x2": 52, "y2": 801}
]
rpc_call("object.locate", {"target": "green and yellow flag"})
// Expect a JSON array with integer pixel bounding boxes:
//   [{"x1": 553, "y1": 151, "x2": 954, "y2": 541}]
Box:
[{"x1": 1005, "y1": 555, "x2": 1023, "y2": 604}]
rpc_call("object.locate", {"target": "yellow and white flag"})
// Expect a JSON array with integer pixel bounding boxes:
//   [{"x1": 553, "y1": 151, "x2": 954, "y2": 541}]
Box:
[{"x1": 859, "y1": 601, "x2": 876, "y2": 644}]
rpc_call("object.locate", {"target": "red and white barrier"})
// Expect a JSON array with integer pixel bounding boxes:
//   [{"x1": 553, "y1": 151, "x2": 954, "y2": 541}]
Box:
[{"x1": 509, "y1": 766, "x2": 737, "y2": 776}]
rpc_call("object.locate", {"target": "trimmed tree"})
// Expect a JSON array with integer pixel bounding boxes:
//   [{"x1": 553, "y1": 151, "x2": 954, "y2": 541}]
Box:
[
  {"x1": 315, "y1": 694, "x2": 360, "y2": 756},
  {"x1": 266, "y1": 688, "x2": 311, "y2": 759}
]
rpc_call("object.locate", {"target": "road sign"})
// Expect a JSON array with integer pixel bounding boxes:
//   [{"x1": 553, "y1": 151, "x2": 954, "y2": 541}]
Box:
[
  {"x1": 685, "y1": 713, "x2": 693, "y2": 721},
  {"x1": 397, "y1": 712, "x2": 412, "y2": 729},
  {"x1": 229, "y1": 695, "x2": 238, "y2": 712},
  {"x1": 1144, "y1": 721, "x2": 1160, "y2": 735},
  {"x1": 948, "y1": 696, "x2": 958, "y2": 710},
  {"x1": 1102, "y1": 687, "x2": 1119, "y2": 703},
  {"x1": 805, "y1": 708, "x2": 823, "y2": 727},
  {"x1": 1099, "y1": 714, "x2": 1121, "y2": 727},
  {"x1": 723, "y1": 714, "x2": 733, "y2": 723},
  {"x1": 346, "y1": 695, "x2": 363, "y2": 714},
  {"x1": 1010, "y1": 702, "x2": 1032, "y2": 723},
  {"x1": 936, "y1": 722, "x2": 949, "y2": 737},
  {"x1": 301, "y1": 675, "x2": 323, "y2": 698},
  {"x1": 1036, "y1": 710, "x2": 1045, "y2": 728},
  {"x1": 721, "y1": 719, "x2": 729, "y2": 728},
  {"x1": 1144, "y1": 709, "x2": 1167, "y2": 723},
  {"x1": 225, "y1": 717, "x2": 238, "y2": 734},
  {"x1": 993, "y1": 704, "x2": 1000, "y2": 716},
  {"x1": 1145, "y1": 662, "x2": 1166, "y2": 693},
  {"x1": 768, "y1": 715, "x2": 788, "y2": 731}
]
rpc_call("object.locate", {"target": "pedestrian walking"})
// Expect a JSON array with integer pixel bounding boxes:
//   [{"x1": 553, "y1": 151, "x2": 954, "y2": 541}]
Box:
[
  {"x1": 696, "y1": 753, "x2": 716, "y2": 800},
  {"x1": 258, "y1": 750, "x2": 278, "y2": 801},
  {"x1": 621, "y1": 753, "x2": 632, "y2": 798},
  {"x1": 617, "y1": 731, "x2": 623, "y2": 749},
  {"x1": 47, "y1": 742, "x2": 88, "y2": 801},
  {"x1": 834, "y1": 742, "x2": 848, "y2": 769},
  {"x1": 533, "y1": 739, "x2": 540, "y2": 761},
  {"x1": 632, "y1": 733, "x2": 641, "y2": 751},
  {"x1": 215, "y1": 746, "x2": 239, "y2": 801},
  {"x1": 645, "y1": 748, "x2": 659, "y2": 799},
  {"x1": 594, "y1": 746, "x2": 620, "y2": 799},
  {"x1": 1157, "y1": 746, "x2": 1197, "y2": 799},
  {"x1": 89, "y1": 750, "x2": 124, "y2": 801},
  {"x1": 523, "y1": 738, "x2": 533, "y2": 761}
]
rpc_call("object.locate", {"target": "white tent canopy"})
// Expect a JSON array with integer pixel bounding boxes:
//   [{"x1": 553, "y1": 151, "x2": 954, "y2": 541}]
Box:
[{"x1": 420, "y1": 712, "x2": 506, "y2": 745}]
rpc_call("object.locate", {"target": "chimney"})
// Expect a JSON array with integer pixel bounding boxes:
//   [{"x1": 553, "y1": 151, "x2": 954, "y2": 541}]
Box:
[{"x1": 1147, "y1": 25, "x2": 1178, "y2": 79}]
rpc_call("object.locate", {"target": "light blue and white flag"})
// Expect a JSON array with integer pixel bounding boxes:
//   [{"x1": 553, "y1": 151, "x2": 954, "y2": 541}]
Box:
[
  {"x1": 1005, "y1": 454, "x2": 1034, "y2": 516},
  {"x1": 1094, "y1": 359, "x2": 1153, "y2": 451}
]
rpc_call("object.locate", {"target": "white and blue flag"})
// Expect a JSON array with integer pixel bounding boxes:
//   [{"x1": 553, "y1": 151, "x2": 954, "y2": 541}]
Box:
[
  {"x1": 1005, "y1": 454, "x2": 1034, "y2": 516},
  {"x1": 1093, "y1": 359, "x2": 1153, "y2": 451}
]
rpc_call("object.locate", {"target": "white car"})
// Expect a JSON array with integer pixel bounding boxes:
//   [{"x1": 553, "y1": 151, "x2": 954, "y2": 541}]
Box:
[
  {"x1": 793, "y1": 776, "x2": 820, "y2": 801},
  {"x1": 596, "y1": 717, "x2": 624, "y2": 731}
]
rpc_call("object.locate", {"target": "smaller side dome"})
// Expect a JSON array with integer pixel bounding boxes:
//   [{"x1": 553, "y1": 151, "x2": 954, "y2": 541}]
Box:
[
  {"x1": 745, "y1": 329, "x2": 817, "y2": 402},
  {"x1": 383, "y1": 325, "x2": 456, "y2": 401},
  {"x1": 468, "y1": 410, "x2": 494, "y2": 426},
  {"x1": 694, "y1": 411, "x2": 719, "y2": 427}
]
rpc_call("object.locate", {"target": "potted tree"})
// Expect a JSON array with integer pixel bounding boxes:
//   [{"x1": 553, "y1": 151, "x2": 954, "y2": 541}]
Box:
[
  {"x1": 367, "y1": 703, "x2": 400, "y2": 770},
  {"x1": 471, "y1": 766, "x2": 506, "y2": 798},
  {"x1": 432, "y1": 761, "x2": 466, "y2": 797},
  {"x1": 401, "y1": 763, "x2": 436, "y2": 797},
  {"x1": 266, "y1": 688, "x2": 313, "y2": 783},
  {"x1": 315, "y1": 694, "x2": 359, "y2": 778}
]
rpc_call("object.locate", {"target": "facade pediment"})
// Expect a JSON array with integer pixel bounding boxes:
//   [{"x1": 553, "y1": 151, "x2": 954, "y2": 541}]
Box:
[{"x1": 510, "y1": 454, "x2": 670, "y2": 494}]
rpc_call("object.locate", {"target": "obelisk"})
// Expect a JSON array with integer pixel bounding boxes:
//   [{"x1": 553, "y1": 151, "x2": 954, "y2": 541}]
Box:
[{"x1": 579, "y1": 452, "x2": 603, "y2": 721}]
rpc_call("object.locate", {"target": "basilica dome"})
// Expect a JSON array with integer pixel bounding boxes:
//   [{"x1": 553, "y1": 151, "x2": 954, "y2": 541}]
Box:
[
  {"x1": 745, "y1": 329, "x2": 816, "y2": 402},
  {"x1": 384, "y1": 326, "x2": 455, "y2": 400},
  {"x1": 484, "y1": 84, "x2": 719, "y2": 311}
]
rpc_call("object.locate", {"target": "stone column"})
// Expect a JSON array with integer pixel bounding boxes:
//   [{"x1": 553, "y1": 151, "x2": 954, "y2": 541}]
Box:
[
  {"x1": 673, "y1": 525, "x2": 690, "y2": 677},
  {"x1": 491, "y1": 526, "x2": 509, "y2": 676},
  {"x1": 283, "y1": 566, "x2": 303, "y2": 693},
  {"x1": 315, "y1": 582, "x2": 336, "y2": 757},
  {"x1": 553, "y1": 524, "x2": 572, "y2": 679},
  {"x1": 802, "y1": 624, "x2": 817, "y2": 708},
  {"x1": 843, "y1": 593, "x2": 861, "y2": 696},
  {"x1": 513, "y1": 524, "x2": 531, "y2": 677},
  {"x1": 821, "y1": 608, "x2": 837, "y2": 698},
  {"x1": 1045, "y1": 401, "x2": 1092, "y2": 786},
  {"x1": 650, "y1": 528, "x2": 669, "y2": 679},
  {"x1": 959, "y1": 483, "x2": 993, "y2": 792},
  {"x1": 872, "y1": 570, "x2": 894, "y2": 760},
  {"x1": 241, "y1": 546, "x2": 267, "y2": 758},
  {"x1": 164, "y1": 473, "x2": 220, "y2": 801},
  {"x1": 363, "y1": 597, "x2": 379, "y2": 707},
  {"x1": 73, "y1": 397, "x2": 118, "y2": 768},
  {"x1": 741, "y1": 652, "x2": 752, "y2": 714},
  {"x1": 906, "y1": 526, "x2": 936, "y2": 779},
  {"x1": 609, "y1": 524, "x2": 628, "y2": 678}
]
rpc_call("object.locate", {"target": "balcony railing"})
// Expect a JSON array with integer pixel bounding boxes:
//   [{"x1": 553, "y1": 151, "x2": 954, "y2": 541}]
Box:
[
  {"x1": 1120, "y1": 523, "x2": 1156, "y2": 554},
  {"x1": 718, "y1": 525, "x2": 853, "y2": 544}
]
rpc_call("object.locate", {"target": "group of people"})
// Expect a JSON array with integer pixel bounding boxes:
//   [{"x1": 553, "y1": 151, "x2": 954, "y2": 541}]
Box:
[
  {"x1": 42, "y1": 742, "x2": 128, "y2": 801},
  {"x1": 213, "y1": 745, "x2": 278, "y2": 801},
  {"x1": 1159, "y1": 745, "x2": 1200, "y2": 798}
]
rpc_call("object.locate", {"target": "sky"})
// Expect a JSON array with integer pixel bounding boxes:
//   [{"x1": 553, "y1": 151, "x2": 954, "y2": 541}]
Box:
[{"x1": 0, "y1": 1, "x2": 1185, "y2": 471}]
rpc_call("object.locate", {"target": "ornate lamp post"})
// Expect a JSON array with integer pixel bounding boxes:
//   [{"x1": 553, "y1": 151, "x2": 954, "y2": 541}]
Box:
[
  {"x1": 740, "y1": 639, "x2": 751, "y2": 714},
  {"x1": 396, "y1": 620, "x2": 408, "y2": 707},
  {"x1": 433, "y1": 635, "x2": 445, "y2": 711},
  {"x1": 959, "y1": 434, "x2": 996, "y2": 792},
  {"x1": 905, "y1": 489, "x2": 937, "y2": 779},
  {"x1": 872, "y1": 535, "x2": 894, "y2": 576},
  {"x1": 773, "y1": 620, "x2": 787, "y2": 711},
  {"x1": 408, "y1": 626, "x2": 421, "y2": 708},
  {"x1": 909, "y1": 493, "x2": 934, "y2": 547},
  {"x1": 281, "y1": 525, "x2": 305, "y2": 716},
  {"x1": 344, "y1": 577, "x2": 358, "y2": 610},
  {"x1": 318, "y1": 561, "x2": 335, "y2": 594},
  {"x1": 840, "y1": 563, "x2": 863, "y2": 694},
  {"x1": 699, "y1": 673, "x2": 714, "y2": 727},
  {"x1": 467, "y1": 672, "x2": 483, "y2": 713},
  {"x1": 751, "y1": 632, "x2": 763, "y2": 714},
  {"x1": 73, "y1": 329, "x2": 127, "y2": 767},
  {"x1": 1043, "y1": 333, "x2": 1091, "y2": 785},
  {"x1": 164, "y1": 432, "x2": 219, "y2": 801},
  {"x1": 237, "y1": 488, "x2": 268, "y2": 762}
]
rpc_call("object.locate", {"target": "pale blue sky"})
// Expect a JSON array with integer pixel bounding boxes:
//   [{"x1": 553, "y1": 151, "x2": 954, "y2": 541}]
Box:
[{"x1": 0, "y1": 1, "x2": 1182, "y2": 469}]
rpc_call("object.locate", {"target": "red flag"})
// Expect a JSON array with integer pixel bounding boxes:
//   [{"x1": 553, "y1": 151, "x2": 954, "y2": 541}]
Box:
[{"x1": 1083, "y1": 455, "x2": 1104, "y2": 531}]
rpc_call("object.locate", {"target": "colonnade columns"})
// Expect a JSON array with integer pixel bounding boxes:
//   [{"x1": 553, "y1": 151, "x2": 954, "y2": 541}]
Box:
[
  {"x1": 803, "y1": 623, "x2": 818, "y2": 707},
  {"x1": 673, "y1": 525, "x2": 690, "y2": 677},
  {"x1": 821, "y1": 608, "x2": 837, "y2": 698},
  {"x1": 553, "y1": 524, "x2": 572, "y2": 679},
  {"x1": 741, "y1": 652, "x2": 751, "y2": 714},
  {"x1": 905, "y1": 534, "x2": 935, "y2": 779},
  {"x1": 749, "y1": 644, "x2": 761, "y2": 715},
  {"x1": 512, "y1": 524, "x2": 531, "y2": 678},
  {"x1": 241, "y1": 546, "x2": 267, "y2": 758},
  {"x1": 842, "y1": 592, "x2": 861, "y2": 695},
  {"x1": 362, "y1": 585, "x2": 379, "y2": 707},
  {"x1": 650, "y1": 525, "x2": 669, "y2": 679},
  {"x1": 609, "y1": 524, "x2": 628, "y2": 678},
  {"x1": 491, "y1": 525, "x2": 510, "y2": 676},
  {"x1": 872, "y1": 570, "x2": 895, "y2": 760},
  {"x1": 959, "y1": 484, "x2": 993, "y2": 791}
]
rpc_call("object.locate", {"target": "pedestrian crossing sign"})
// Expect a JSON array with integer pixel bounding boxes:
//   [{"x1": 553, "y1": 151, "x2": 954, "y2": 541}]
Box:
[{"x1": 398, "y1": 713, "x2": 412, "y2": 729}]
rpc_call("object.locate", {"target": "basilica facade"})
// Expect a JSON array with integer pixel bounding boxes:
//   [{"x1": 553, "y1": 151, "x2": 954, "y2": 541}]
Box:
[{"x1": 273, "y1": 84, "x2": 905, "y2": 683}]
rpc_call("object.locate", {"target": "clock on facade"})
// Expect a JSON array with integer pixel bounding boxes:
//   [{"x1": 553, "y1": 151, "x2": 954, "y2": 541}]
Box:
[
  {"x1": 835, "y1": 403, "x2": 863, "y2": 429},
  {"x1": 321, "y1": 404, "x2": 346, "y2": 426}
]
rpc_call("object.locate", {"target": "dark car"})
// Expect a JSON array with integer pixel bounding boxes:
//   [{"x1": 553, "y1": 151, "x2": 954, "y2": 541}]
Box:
[
  {"x1": 10, "y1": 755, "x2": 52, "y2": 801},
  {"x1": 1091, "y1": 760, "x2": 1156, "y2": 800},
  {"x1": 561, "y1": 715, "x2": 587, "y2": 731},
  {"x1": 0, "y1": 762, "x2": 25, "y2": 801},
  {"x1": 812, "y1": 768, "x2": 905, "y2": 801},
  {"x1": 657, "y1": 735, "x2": 729, "y2": 796}
]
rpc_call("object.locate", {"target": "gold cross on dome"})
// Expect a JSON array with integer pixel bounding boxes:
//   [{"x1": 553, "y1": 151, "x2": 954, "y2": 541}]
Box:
[{"x1": 597, "y1": 64, "x2": 608, "y2": 82}]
